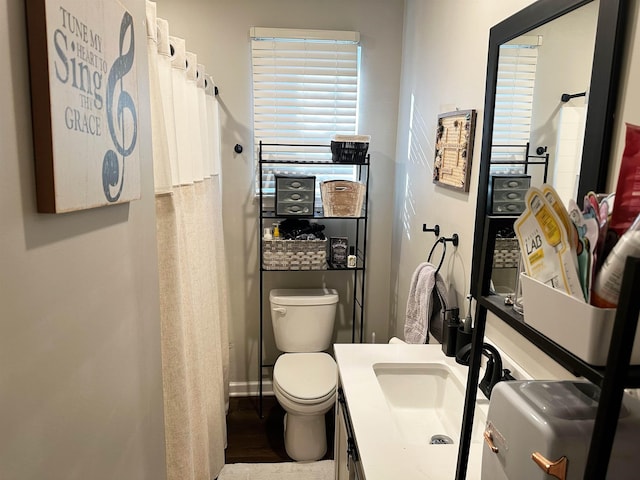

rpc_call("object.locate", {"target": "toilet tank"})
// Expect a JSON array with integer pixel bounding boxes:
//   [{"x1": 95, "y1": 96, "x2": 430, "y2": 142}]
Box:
[{"x1": 269, "y1": 288, "x2": 339, "y2": 352}]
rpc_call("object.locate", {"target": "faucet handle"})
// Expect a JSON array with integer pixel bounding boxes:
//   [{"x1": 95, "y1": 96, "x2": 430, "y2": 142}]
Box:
[
  {"x1": 455, "y1": 343, "x2": 472, "y2": 366},
  {"x1": 455, "y1": 342, "x2": 505, "y2": 399},
  {"x1": 479, "y1": 344, "x2": 503, "y2": 399},
  {"x1": 479, "y1": 357, "x2": 495, "y2": 398}
]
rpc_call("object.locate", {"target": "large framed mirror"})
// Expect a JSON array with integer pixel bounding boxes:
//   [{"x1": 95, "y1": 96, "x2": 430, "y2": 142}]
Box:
[{"x1": 470, "y1": 0, "x2": 628, "y2": 305}]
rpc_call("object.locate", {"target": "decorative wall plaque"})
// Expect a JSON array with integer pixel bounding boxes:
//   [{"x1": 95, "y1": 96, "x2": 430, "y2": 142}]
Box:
[
  {"x1": 25, "y1": 0, "x2": 140, "y2": 213},
  {"x1": 433, "y1": 109, "x2": 477, "y2": 192}
]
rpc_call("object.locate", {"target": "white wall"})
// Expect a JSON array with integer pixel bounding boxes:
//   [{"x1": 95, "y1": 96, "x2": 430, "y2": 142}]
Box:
[
  {"x1": 393, "y1": 0, "x2": 640, "y2": 379},
  {"x1": 391, "y1": 0, "x2": 534, "y2": 337},
  {"x1": 154, "y1": 0, "x2": 404, "y2": 390},
  {"x1": 0, "y1": 1, "x2": 167, "y2": 479}
]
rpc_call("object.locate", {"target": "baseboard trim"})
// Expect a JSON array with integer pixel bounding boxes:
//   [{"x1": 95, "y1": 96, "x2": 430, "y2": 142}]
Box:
[{"x1": 229, "y1": 380, "x2": 274, "y2": 397}]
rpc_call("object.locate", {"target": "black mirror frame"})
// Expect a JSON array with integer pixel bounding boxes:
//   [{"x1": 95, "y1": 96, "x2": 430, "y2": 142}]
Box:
[{"x1": 470, "y1": 0, "x2": 629, "y2": 298}]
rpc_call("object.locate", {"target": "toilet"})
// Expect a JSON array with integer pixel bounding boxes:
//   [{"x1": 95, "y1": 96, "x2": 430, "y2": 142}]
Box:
[{"x1": 269, "y1": 288, "x2": 339, "y2": 461}]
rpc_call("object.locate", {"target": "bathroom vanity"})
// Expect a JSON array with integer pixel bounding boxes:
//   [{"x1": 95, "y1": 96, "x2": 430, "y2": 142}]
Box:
[{"x1": 333, "y1": 344, "x2": 488, "y2": 480}]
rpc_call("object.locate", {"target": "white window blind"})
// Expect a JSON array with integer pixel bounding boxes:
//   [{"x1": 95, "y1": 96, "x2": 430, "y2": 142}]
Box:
[
  {"x1": 250, "y1": 27, "x2": 361, "y2": 195},
  {"x1": 491, "y1": 36, "x2": 541, "y2": 175}
]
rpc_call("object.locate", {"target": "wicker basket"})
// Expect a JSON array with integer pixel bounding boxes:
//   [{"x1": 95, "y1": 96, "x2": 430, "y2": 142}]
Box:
[
  {"x1": 262, "y1": 238, "x2": 327, "y2": 270},
  {"x1": 493, "y1": 238, "x2": 520, "y2": 269},
  {"x1": 320, "y1": 180, "x2": 366, "y2": 217}
]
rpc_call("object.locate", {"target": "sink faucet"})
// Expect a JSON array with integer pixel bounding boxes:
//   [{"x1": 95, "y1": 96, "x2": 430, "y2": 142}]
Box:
[{"x1": 455, "y1": 343, "x2": 505, "y2": 399}]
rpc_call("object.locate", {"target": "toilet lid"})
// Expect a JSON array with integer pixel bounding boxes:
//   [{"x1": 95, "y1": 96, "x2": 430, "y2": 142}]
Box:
[
  {"x1": 269, "y1": 288, "x2": 339, "y2": 306},
  {"x1": 274, "y1": 353, "x2": 337, "y2": 401}
]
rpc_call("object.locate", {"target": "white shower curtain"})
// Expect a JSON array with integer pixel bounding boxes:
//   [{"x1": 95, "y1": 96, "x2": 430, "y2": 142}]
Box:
[{"x1": 146, "y1": 3, "x2": 230, "y2": 480}]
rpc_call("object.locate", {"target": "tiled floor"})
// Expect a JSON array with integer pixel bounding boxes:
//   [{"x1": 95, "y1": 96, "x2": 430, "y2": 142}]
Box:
[{"x1": 225, "y1": 396, "x2": 334, "y2": 464}]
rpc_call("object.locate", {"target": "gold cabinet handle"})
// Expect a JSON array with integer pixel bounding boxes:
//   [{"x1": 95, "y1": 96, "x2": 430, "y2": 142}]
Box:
[
  {"x1": 483, "y1": 430, "x2": 499, "y2": 453},
  {"x1": 531, "y1": 452, "x2": 568, "y2": 480}
]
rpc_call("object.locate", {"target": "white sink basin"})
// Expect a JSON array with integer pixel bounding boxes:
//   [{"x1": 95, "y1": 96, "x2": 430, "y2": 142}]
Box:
[
  {"x1": 334, "y1": 344, "x2": 490, "y2": 479},
  {"x1": 373, "y1": 362, "x2": 486, "y2": 446}
]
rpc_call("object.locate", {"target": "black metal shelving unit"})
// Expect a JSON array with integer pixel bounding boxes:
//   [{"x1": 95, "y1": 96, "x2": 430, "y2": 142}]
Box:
[
  {"x1": 489, "y1": 141, "x2": 550, "y2": 182},
  {"x1": 257, "y1": 142, "x2": 370, "y2": 417},
  {"x1": 455, "y1": 214, "x2": 640, "y2": 480}
]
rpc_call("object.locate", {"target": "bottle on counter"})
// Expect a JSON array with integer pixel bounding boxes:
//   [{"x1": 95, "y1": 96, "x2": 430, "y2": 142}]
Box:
[
  {"x1": 347, "y1": 246, "x2": 357, "y2": 268},
  {"x1": 592, "y1": 213, "x2": 640, "y2": 308}
]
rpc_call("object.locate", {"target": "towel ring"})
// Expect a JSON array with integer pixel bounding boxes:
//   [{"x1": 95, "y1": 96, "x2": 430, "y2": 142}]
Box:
[
  {"x1": 428, "y1": 238, "x2": 447, "y2": 274},
  {"x1": 427, "y1": 234, "x2": 459, "y2": 274}
]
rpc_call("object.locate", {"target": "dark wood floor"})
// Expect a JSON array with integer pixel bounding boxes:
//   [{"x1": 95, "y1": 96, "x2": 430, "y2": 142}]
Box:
[{"x1": 225, "y1": 396, "x2": 334, "y2": 464}]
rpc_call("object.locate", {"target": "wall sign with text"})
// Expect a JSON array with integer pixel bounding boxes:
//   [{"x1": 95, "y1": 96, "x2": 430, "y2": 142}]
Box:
[{"x1": 26, "y1": 0, "x2": 140, "y2": 213}]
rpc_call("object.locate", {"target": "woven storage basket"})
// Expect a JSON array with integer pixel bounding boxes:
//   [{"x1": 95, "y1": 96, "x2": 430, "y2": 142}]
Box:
[
  {"x1": 493, "y1": 238, "x2": 520, "y2": 269},
  {"x1": 320, "y1": 180, "x2": 365, "y2": 217},
  {"x1": 262, "y1": 238, "x2": 327, "y2": 270}
]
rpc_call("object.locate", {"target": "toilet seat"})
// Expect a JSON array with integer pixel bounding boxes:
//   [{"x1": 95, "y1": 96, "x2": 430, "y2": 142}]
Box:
[{"x1": 273, "y1": 352, "x2": 337, "y2": 405}]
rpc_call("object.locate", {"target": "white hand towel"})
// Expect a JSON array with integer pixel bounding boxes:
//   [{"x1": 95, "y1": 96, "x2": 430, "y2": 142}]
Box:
[
  {"x1": 388, "y1": 336, "x2": 407, "y2": 344},
  {"x1": 404, "y1": 262, "x2": 449, "y2": 344}
]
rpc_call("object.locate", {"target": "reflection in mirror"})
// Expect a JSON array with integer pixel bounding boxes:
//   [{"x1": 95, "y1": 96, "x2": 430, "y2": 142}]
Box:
[
  {"x1": 470, "y1": 0, "x2": 629, "y2": 308},
  {"x1": 489, "y1": 2, "x2": 599, "y2": 299},
  {"x1": 490, "y1": 1, "x2": 598, "y2": 207},
  {"x1": 461, "y1": 0, "x2": 628, "y2": 476}
]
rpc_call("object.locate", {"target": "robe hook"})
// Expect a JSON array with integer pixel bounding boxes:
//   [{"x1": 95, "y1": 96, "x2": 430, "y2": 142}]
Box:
[
  {"x1": 423, "y1": 224, "x2": 440, "y2": 237},
  {"x1": 442, "y1": 233, "x2": 459, "y2": 247}
]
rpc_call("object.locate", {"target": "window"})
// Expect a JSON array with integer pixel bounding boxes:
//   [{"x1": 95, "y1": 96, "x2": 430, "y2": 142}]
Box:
[
  {"x1": 490, "y1": 36, "x2": 541, "y2": 176},
  {"x1": 250, "y1": 27, "x2": 361, "y2": 195}
]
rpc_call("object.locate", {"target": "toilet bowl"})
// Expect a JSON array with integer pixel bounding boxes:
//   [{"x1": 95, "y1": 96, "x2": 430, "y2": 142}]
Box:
[
  {"x1": 273, "y1": 352, "x2": 337, "y2": 461},
  {"x1": 269, "y1": 289, "x2": 339, "y2": 461}
]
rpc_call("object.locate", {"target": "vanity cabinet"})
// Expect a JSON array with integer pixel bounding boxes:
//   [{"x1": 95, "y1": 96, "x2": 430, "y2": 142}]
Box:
[
  {"x1": 335, "y1": 385, "x2": 365, "y2": 480},
  {"x1": 256, "y1": 142, "x2": 370, "y2": 416}
]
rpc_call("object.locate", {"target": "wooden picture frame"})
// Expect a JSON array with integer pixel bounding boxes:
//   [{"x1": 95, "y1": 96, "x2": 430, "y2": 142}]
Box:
[
  {"x1": 25, "y1": 0, "x2": 140, "y2": 213},
  {"x1": 433, "y1": 109, "x2": 477, "y2": 192}
]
